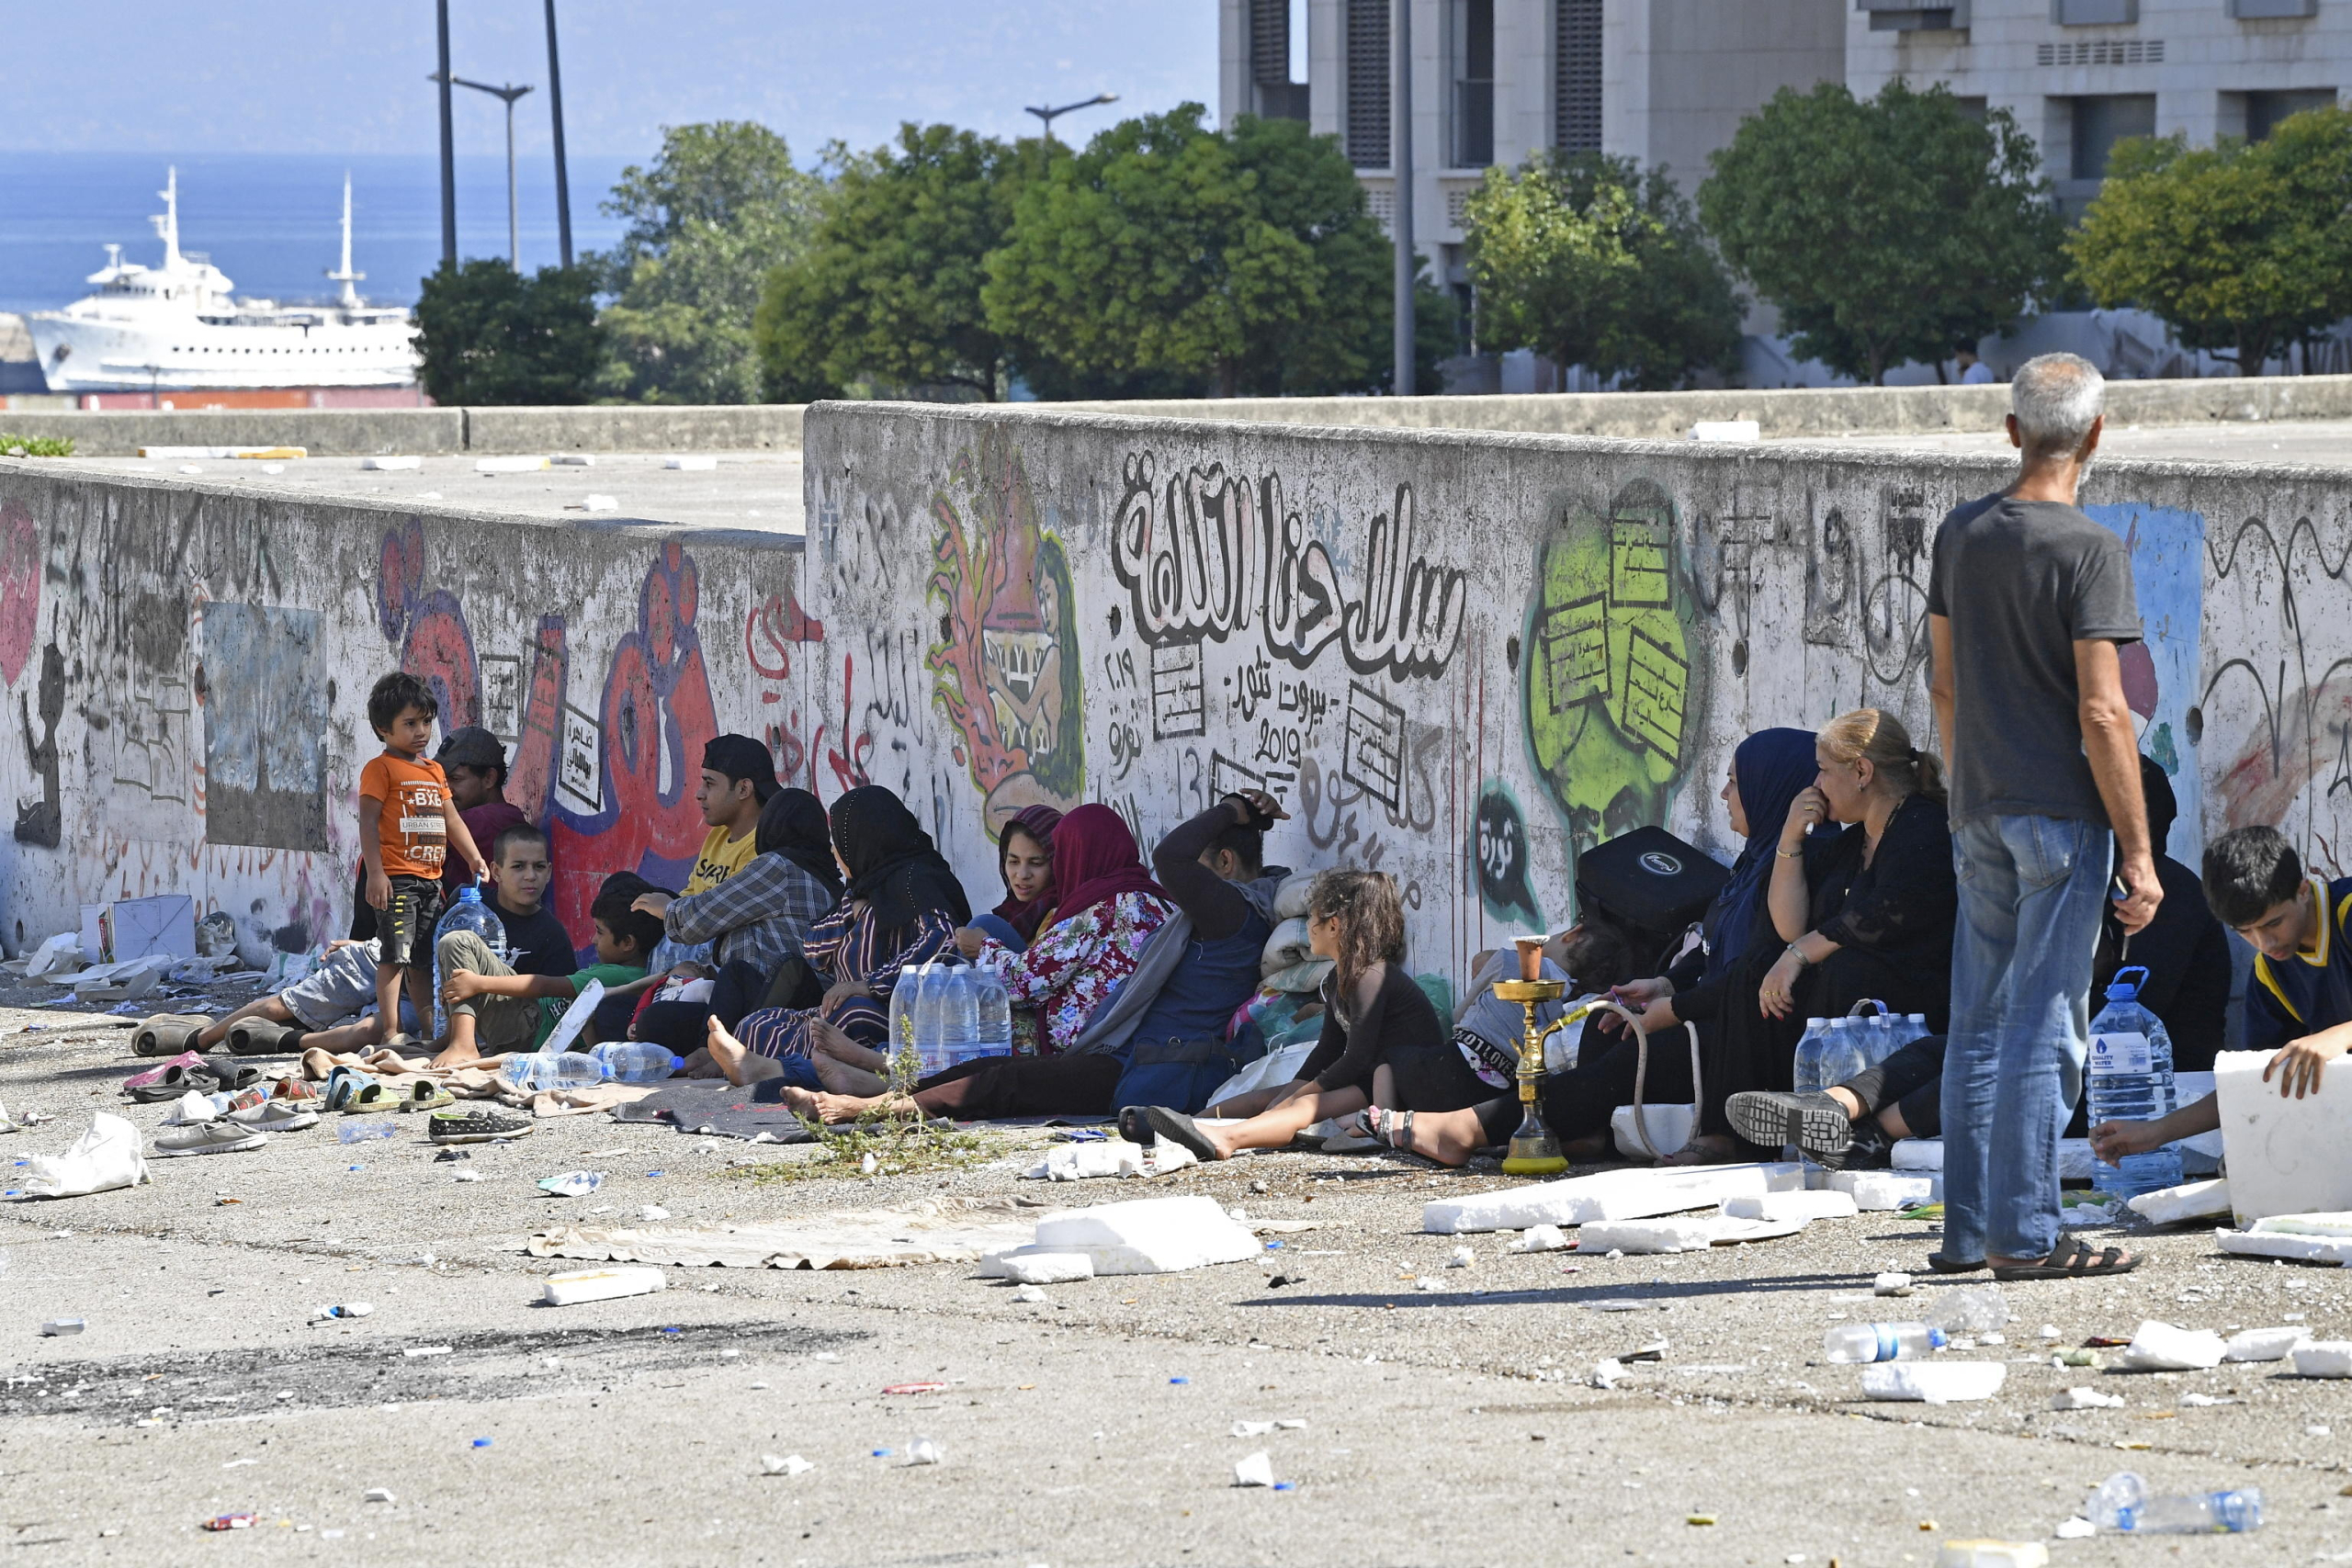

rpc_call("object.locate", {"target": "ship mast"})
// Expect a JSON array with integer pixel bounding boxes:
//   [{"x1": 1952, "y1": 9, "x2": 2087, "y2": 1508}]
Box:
[
  {"x1": 151, "y1": 167, "x2": 183, "y2": 271},
  {"x1": 325, "y1": 173, "x2": 365, "y2": 310}
]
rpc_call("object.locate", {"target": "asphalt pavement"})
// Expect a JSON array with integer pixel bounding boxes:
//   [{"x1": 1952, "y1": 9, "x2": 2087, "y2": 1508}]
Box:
[{"x1": 5, "y1": 1000, "x2": 2347, "y2": 1566}]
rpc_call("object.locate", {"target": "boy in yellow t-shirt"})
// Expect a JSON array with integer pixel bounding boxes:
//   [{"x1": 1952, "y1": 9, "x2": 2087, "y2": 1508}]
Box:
[{"x1": 358, "y1": 672, "x2": 486, "y2": 1048}]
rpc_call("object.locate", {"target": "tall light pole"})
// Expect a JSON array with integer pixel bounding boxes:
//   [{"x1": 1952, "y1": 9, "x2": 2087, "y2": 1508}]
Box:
[
  {"x1": 1024, "y1": 92, "x2": 1119, "y2": 144},
  {"x1": 1392, "y1": 0, "x2": 1415, "y2": 397},
  {"x1": 544, "y1": 0, "x2": 573, "y2": 268},
  {"x1": 432, "y1": 73, "x2": 536, "y2": 268},
  {"x1": 435, "y1": 0, "x2": 456, "y2": 271}
]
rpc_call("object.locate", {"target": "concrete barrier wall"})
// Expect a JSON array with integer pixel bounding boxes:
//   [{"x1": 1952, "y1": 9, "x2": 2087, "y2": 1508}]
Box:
[
  {"x1": 804, "y1": 402, "x2": 2349, "y2": 988},
  {"x1": 2, "y1": 371, "x2": 2346, "y2": 457},
  {"x1": 0, "y1": 465, "x2": 817, "y2": 964}
]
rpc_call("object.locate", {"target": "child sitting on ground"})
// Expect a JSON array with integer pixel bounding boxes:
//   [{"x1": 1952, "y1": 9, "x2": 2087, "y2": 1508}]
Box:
[
  {"x1": 434, "y1": 885, "x2": 664, "y2": 1066},
  {"x1": 358, "y1": 672, "x2": 486, "y2": 1049}
]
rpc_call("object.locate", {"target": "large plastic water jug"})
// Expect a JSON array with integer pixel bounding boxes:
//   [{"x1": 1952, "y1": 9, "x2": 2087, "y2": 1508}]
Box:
[
  {"x1": 2086, "y1": 965, "x2": 2180, "y2": 1199},
  {"x1": 971, "y1": 968, "x2": 1012, "y2": 1058}
]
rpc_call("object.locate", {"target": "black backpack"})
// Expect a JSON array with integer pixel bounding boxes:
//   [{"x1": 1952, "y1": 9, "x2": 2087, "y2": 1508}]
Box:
[{"x1": 1574, "y1": 826, "x2": 1731, "y2": 970}]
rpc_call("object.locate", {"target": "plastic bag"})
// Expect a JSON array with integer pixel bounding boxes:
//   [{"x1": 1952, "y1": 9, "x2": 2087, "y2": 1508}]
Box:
[{"x1": 22, "y1": 1112, "x2": 151, "y2": 1198}]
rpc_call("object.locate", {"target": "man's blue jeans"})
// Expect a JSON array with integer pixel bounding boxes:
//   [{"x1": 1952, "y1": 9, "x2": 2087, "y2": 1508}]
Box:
[{"x1": 1940, "y1": 813, "x2": 2112, "y2": 1263}]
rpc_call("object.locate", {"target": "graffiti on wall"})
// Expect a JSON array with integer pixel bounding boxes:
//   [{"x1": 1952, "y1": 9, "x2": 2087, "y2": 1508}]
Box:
[
  {"x1": 2086, "y1": 503, "x2": 2205, "y2": 865},
  {"x1": 1521, "y1": 479, "x2": 1704, "y2": 863},
  {"x1": 1473, "y1": 778, "x2": 1542, "y2": 928},
  {"x1": 13, "y1": 640, "x2": 62, "y2": 847},
  {"x1": 928, "y1": 430, "x2": 1086, "y2": 830},
  {"x1": 0, "y1": 501, "x2": 39, "y2": 689},
  {"x1": 203, "y1": 604, "x2": 329, "y2": 852},
  {"x1": 378, "y1": 516, "x2": 481, "y2": 728}
]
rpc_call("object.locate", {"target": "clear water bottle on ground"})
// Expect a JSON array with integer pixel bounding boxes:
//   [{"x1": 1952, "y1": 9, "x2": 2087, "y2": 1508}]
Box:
[
  {"x1": 1792, "y1": 1019, "x2": 1833, "y2": 1092},
  {"x1": 888, "y1": 964, "x2": 922, "y2": 1072},
  {"x1": 501, "y1": 1052, "x2": 605, "y2": 1094},
  {"x1": 432, "y1": 885, "x2": 504, "y2": 1037},
  {"x1": 940, "y1": 962, "x2": 979, "y2": 1067},
  {"x1": 590, "y1": 1041, "x2": 684, "y2": 1085},
  {"x1": 1822, "y1": 1322, "x2": 1949, "y2": 1363},
  {"x1": 2086, "y1": 965, "x2": 2180, "y2": 1199},
  {"x1": 2088, "y1": 1472, "x2": 2262, "y2": 1534},
  {"x1": 971, "y1": 968, "x2": 1012, "y2": 1059},
  {"x1": 1815, "y1": 1019, "x2": 1870, "y2": 1089},
  {"x1": 908, "y1": 963, "x2": 953, "y2": 1077}
]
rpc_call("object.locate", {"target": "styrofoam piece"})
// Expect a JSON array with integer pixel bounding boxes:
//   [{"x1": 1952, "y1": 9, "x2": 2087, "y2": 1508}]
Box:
[
  {"x1": 1873, "y1": 1271, "x2": 1916, "y2": 1296},
  {"x1": 1578, "y1": 1219, "x2": 1718, "y2": 1255},
  {"x1": 1000, "y1": 1251, "x2": 1095, "y2": 1285},
  {"x1": 22, "y1": 931, "x2": 81, "y2": 977},
  {"x1": 663, "y1": 454, "x2": 718, "y2": 470},
  {"x1": 2248, "y1": 1211, "x2": 2352, "y2": 1236},
  {"x1": 1722, "y1": 1190, "x2": 1859, "y2": 1223},
  {"x1": 2216, "y1": 1226, "x2": 2352, "y2": 1265},
  {"x1": 1029, "y1": 1196, "x2": 1260, "y2": 1275},
  {"x1": 1507, "y1": 1224, "x2": 1570, "y2": 1253},
  {"x1": 1935, "y1": 1542, "x2": 2048, "y2": 1568},
  {"x1": 2126, "y1": 1178, "x2": 2232, "y2": 1225},
  {"x1": 539, "y1": 1266, "x2": 666, "y2": 1305},
  {"x1": 1610, "y1": 1100, "x2": 1696, "y2": 1160},
  {"x1": 2119, "y1": 1319, "x2": 2225, "y2": 1371},
  {"x1": 474, "y1": 455, "x2": 549, "y2": 473},
  {"x1": 1825, "y1": 1170, "x2": 1939, "y2": 1211},
  {"x1": 1690, "y1": 419, "x2": 1760, "y2": 443},
  {"x1": 1860, "y1": 1361, "x2": 2006, "y2": 1404},
  {"x1": 2291, "y1": 1341, "x2": 2352, "y2": 1378},
  {"x1": 582, "y1": 493, "x2": 619, "y2": 512},
  {"x1": 105, "y1": 895, "x2": 197, "y2": 963},
  {"x1": 1232, "y1": 1451, "x2": 1274, "y2": 1487},
  {"x1": 361, "y1": 455, "x2": 422, "y2": 470},
  {"x1": 1022, "y1": 1138, "x2": 1197, "y2": 1182},
  {"x1": 2049, "y1": 1385, "x2": 2125, "y2": 1410},
  {"x1": 2215, "y1": 1046, "x2": 2352, "y2": 1223},
  {"x1": 1420, "y1": 1162, "x2": 1805, "y2": 1234},
  {"x1": 2223, "y1": 1325, "x2": 2312, "y2": 1362}
]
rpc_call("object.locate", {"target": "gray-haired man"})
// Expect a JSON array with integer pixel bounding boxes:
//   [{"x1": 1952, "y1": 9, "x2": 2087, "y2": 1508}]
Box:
[{"x1": 1926, "y1": 352, "x2": 2160, "y2": 1281}]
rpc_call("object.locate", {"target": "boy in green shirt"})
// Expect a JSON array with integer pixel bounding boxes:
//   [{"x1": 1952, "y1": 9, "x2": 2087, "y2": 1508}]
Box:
[{"x1": 434, "y1": 885, "x2": 664, "y2": 1066}]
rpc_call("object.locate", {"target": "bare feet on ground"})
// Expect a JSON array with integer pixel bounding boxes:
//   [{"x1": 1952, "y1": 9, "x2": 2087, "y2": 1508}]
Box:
[{"x1": 705, "y1": 1015, "x2": 785, "y2": 1089}]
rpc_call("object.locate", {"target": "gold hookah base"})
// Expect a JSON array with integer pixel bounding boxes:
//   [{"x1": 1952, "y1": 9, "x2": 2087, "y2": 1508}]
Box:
[{"x1": 1501, "y1": 1104, "x2": 1567, "y2": 1177}]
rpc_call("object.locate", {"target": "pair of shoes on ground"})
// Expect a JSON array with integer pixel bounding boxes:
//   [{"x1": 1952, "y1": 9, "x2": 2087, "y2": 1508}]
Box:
[
  {"x1": 326, "y1": 1068, "x2": 454, "y2": 1115},
  {"x1": 122, "y1": 1055, "x2": 260, "y2": 1102},
  {"x1": 131, "y1": 1014, "x2": 303, "y2": 1058}
]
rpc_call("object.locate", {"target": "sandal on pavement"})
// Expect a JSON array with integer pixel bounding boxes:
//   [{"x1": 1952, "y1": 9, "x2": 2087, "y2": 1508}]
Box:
[
  {"x1": 401, "y1": 1080, "x2": 456, "y2": 1113},
  {"x1": 1990, "y1": 1238, "x2": 2139, "y2": 1281},
  {"x1": 228, "y1": 1020, "x2": 304, "y2": 1055},
  {"x1": 324, "y1": 1066, "x2": 374, "y2": 1112},
  {"x1": 132, "y1": 1014, "x2": 211, "y2": 1057},
  {"x1": 343, "y1": 1079, "x2": 398, "y2": 1113}
]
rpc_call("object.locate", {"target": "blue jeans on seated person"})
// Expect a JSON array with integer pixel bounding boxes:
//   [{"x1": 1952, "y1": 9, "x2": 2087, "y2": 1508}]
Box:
[
  {"x1": 967, "y1": 912, "x2": 1027, "y2": 953},
  {"x1": 1939, "y1": 813, "x2": 2110, "y2": 1266}
]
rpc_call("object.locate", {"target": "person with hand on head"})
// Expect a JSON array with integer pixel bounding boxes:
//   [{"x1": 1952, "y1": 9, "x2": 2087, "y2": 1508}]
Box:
[
  {"x1": 1928, "y1": 350, "x2": 2155, "y2": 1280},
  {"x1": 964, "y1": 805, "x2": 1063, "y2": 953},
  {"x1": 697, "y1": 784, "x2": 967, "y2": 1086}
]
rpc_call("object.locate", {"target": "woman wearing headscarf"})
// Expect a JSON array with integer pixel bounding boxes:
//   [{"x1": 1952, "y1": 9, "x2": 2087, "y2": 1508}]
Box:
[
  {"x1": 966, "y1": 804, "x2": 1063, "y2": 953},
  {"x1": 630, "y1": 789, "x2": 842, "y2": 1053},
  {"x1": 1358, "y1": 728, "x2": 1821, "y2": 1167},
  {"x1": 700, "y1": 784, "x2": 967, "y2": 1086}
]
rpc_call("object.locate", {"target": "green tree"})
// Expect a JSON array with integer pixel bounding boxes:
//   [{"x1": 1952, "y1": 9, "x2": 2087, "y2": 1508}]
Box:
[
  {"x1": 1465, "y1": 152, "x2": 1741, "y2": 390},
  {"x1": 984, "y1": 106, "x2": 1419, "y2": 398},
  {"x1": 594, "y1": 121, "x2": 822, "y2": 403},
  {"x1": 753, "y1": 124, "x2": 1046, "y2": 402},
  {"x1": 1700, "y1": 81, "x2": 2062, "y2": 384},
  {"x1": 413, "y1": 259, "x2": 605, "y2": 406},
  {"x1": 2069, "y1": 107, "x2": 2352, "y2": 374}
]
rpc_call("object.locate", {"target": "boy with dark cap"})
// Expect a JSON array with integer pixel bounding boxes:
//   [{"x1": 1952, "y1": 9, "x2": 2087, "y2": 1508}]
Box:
[
  {"x1": 437, "y1": 726, "x2": 531, "y2": 902},
  {"x1": 684, "y1": 735, "x2": 778, "y2": 896}
]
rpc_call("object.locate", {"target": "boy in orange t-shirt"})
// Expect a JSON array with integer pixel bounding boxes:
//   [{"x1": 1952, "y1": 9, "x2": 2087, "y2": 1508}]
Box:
[{"x1": 358, "y1": 672, "x2": 487, "y2": 1047}]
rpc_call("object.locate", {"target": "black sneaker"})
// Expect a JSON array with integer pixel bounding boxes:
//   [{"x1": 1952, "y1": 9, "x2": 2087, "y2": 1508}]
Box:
[
  {"x1": 1725, "y1": 1090, "x2": 1858, "y2": 1167},
  {"x1": 427, "y1": 1107, "x2": 534, "y2": 1145}
]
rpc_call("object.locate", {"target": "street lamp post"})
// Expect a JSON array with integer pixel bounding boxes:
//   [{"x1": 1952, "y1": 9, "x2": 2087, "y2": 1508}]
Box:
[
  {"x1": 1024, "y1": 92, "x2": 1119, "y2": 144},
  {"x1": 543, "y1": 0, "x2": 573, "y2": 268},
  {"x1": 429, "y1": 73, "x2": 536, "y2": 268}
]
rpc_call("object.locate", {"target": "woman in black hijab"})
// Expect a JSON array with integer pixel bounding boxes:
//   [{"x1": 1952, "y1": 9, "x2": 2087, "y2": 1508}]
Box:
[{"x1": 702, "y1": 784, "x2": 970, "y2": 1087}]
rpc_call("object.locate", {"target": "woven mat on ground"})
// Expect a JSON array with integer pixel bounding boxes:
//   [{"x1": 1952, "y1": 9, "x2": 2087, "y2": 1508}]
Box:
[
  {"x1": 610, "y1": 1080, "x2": 816, "y2": 1141},
  {"x1": 521, "y1": 1198, "x2": 1035, "y2": 1269}
]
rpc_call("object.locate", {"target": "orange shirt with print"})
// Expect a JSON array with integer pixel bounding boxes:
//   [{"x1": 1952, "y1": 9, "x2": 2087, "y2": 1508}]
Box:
[{"x1": 359, "y1": 753, "x2": 451, "y2": 878}]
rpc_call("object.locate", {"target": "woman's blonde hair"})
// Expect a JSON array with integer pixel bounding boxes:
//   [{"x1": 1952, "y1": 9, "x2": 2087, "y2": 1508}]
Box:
[
  {"x1": 1307, "y1": 869, "x2": 1407, "y2": 1019},
  {"x1": 1818, "y1": 708, "x2": 1946, "y2": 804}
]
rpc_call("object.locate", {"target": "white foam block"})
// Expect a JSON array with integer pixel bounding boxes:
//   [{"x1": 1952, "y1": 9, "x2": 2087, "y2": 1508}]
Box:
[
  {"x1": 2216, "y1": 1226, "x2": 2352, "y2": 1265},
  {"x1": 1722, "y1": 1190, "x2": 1859, "y2": 1223},
  {"x1": 361, "y1": 455, "x2": 422, "y2": 470},
  {"x1": 540, "y1": 1266, "x2": 665, "y2": 1305},
  {"x1": 2292, "y1": 1341, "x2": 2352, "y2": 1378},
  {"x1": 1690, "y1": 419, "x2": 1760, "y2": 443},
  {"x1": 2126, "y1": 1178, "x2": 2232, "y2": 1225},
  {"x1": 474, "y1": 455, "x2": 549, "y2": 473},
  {"x1": 2049, "y1": 1385, "x2": 2125, "y2": 1410},
  {"x1": 1000, "y1": 1251, "x2": 1095, "y2": 1285},
  {"x1": 1860, "y1": 1361, "x2": 2006, "y2": 1404},
  {"x1": 2120, "y1": 1319, "x2": 2225, "y2": 1371},
  {"x1": 2215, "y1": 1047, "x2": 2352, "y2": 1223},
  {"x1": 1030, "y1": 1196, "x2": 1260, "y2": 1275},
  {"x1": 1825, "y1": 1170, "x2": 1939, "y2": 1211},
  {"x1": 2223, "y1": 1325, "x2": 2312, "y2": 1362},
  {"x1": 1420, "y1": 1162, "x2": 1805, "y2": 1234},
  {"x1": 2249, "y1": 1211, "x2": 2352, "y2": 1236},
  {"x1": 1577, "y1": 1219, "x2": 1717, "y2": 1254}
]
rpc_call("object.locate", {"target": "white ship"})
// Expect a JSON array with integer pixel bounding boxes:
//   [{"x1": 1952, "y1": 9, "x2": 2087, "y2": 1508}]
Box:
[{"x1": 27, "y1": 169, "x2": 420, "y2": 393}]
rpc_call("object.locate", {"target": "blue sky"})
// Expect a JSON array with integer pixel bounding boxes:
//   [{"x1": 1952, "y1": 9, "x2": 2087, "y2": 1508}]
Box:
[{"x1": 1, "y1": 2, "x2": 1219, "y2": 161}]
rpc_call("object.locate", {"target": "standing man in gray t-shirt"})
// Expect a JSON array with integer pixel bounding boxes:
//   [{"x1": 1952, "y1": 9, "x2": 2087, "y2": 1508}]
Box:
[{"x1": 1926, "y1": 351, "x2": 2159, "y2": 1281}]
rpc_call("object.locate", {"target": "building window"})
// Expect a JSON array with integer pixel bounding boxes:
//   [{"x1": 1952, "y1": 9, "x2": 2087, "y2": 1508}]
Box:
[
  {"x1": 2070, "y1": 93, "x2": 2156, "y2": 180},
  {"x1": 1448, "y1": 0, "x2": 1495, "y2": 168},
  {"x1": 1249, "y1": 0, "x2": 1309, "y2": 121},
  {"x1": 2052, "y1": 0, "x2": 2135, "y2": 24},
  {"x1": 2230, "y1": 0, "x2": 2316, "y2": 17},
  {"x1": 2246, "y1": 87, "x2": 2337, "y2": 139},
  {"x1": 1346, "y1": 0, "x2": 1390, "y2": 169},
  {"x1": 1857, "y1": 0, "x2": 1971, "y2": 30},
  {"x1": 1554, "y1": 0, "x2": 1601, "y2": 152}
]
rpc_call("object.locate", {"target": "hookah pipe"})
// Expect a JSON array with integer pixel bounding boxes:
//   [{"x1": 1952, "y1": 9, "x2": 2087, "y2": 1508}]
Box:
[{"x1": 1489, "y1": 937, "x2": 1652, "y2": 1174}]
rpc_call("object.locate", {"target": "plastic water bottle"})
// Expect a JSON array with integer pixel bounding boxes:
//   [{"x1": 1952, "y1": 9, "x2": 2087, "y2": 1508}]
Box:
[
  {"x1": 908, "y1": 963, "x2": 952, "y2": 1076},
  {"x1": 2088, "y1": 1472, "x2": 2262, "y2": 1534},
  {"x1": 2086, "y1": 965, "x2": 2180, "y2": 1199},
  {"x1": 1822, "y1": 1322, "x2": 1949, "y2": 1363},
  {"x1": 888, "y1": 965, "x2": 921, "y2": 1070},
  {"x1": 939, "y1": 963, "x2": 979, "y2": 1067},
  {"x1": 1792, "y1": 1018, "x2": 1832, "y2": 1091},
  {"x1": 590, "y1": 1042, "x2": 684, "y2": 1085},
  {"x1": 501, "y1": 1052, "x2": 605, "y2": 1094},
  {"x1": 432, "y1": 885, "x2": 505, "y2": 1037},
  {"x1": 971, "y1": 968, "x2": 1012, "y2": 1058},
  {"x1": 1815, "y1": 1018, "x2": 1870, "y2": 1089},
  {"x1": 338, "y1": 1119, "x2": 397, "y2": 1144}
]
